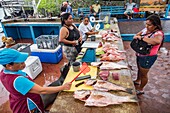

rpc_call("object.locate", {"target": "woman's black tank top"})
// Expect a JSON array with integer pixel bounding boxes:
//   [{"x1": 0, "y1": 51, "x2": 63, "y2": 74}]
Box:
[{"x1": 64, "y1": 25, "x2": 80, "y2": 47}]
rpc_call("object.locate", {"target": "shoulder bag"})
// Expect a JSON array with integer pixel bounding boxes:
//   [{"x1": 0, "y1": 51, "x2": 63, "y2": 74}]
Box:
[{"x1": 130, "y1": 31, "x2": 156, "y2": 55}]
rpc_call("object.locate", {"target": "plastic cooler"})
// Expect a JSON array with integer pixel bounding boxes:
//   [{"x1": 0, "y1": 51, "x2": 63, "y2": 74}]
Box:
[
  {"x1": 10, "y1": 43, "x2": 31, "y2": 54},
  {"x1": 30, "y1": 44, "x2": 63, "y2": 63},
  {"x1": 22, "y1": 56, "x2": 42, "y2": 79}
]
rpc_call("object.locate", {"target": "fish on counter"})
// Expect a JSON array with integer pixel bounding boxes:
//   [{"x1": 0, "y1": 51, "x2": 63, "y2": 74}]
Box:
[
  {"x1": 74, "y1": 90, "x2": 138, "y2": 107},
  {"x1": 100, "y1": 54, "x2": 125, "y2": 62},
  {"x1": 73, "y1": 90, "x2": 91, "y2": 101},
  {"x1": 100, "y1": 62, "x2": 128, "y2": 70},
  {"x1": 90, "y1": 62, "x2": 103, "y2": 67},
  {"x1": 85, "y1": 79, "x2": 133, "y2": 93},
  {"x1": 84, "y1": 79, "x2": 97, "y2": 86},
  {"x1": 100, "y1": 44, "x2": 126, "y2": 62}
]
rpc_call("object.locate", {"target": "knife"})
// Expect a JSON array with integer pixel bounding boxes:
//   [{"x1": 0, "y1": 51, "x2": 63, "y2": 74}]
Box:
[{"x1": 75, "y1": 81, "x2": 85, "y2": 87}]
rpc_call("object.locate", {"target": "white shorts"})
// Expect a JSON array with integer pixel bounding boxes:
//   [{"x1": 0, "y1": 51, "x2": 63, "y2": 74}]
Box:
[{"x1": 124, "y1": 9, "x2": 134, "y2": 14}]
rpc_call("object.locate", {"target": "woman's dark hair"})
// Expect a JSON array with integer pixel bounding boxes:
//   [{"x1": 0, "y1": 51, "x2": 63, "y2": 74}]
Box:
[
  {"x1": 3, "y1": 62, "x2": 14, "y2": 67},
  {"x1": 146, "y1": 14, "x2": 162, "y2": 30},
  {"x1": 83, "y1": 16, "x2": 89, "y2": 20},
  {"x1": 147, "y1": 14, "x2": 164, "y2": 49},
  {"x1": 61, "y1": 13, "x2": 72, "y2": 26}
]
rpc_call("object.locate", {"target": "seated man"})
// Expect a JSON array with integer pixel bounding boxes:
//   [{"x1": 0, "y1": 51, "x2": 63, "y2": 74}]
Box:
[
  {"x1": 89, "y1": 5, "x2": 96, "y2": 16},
  {"x1": 92, "y1": 1, "x2": 101, "y2": 15},
  {"x1": 124, "y1": 0, "x2": 136, "y2": 19},
  {"x1": 78, "y1": 16, "x2": 99, "y2": 42}
]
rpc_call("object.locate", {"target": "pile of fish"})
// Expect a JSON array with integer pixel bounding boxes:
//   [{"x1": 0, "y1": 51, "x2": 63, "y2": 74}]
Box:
[
  {"x1": 102, "y1": 33, "x2": 120, "y2": 41},
  {"x1": 99, "y1": 29, "x2": 120, "y2": 42},
  {"x1": 74, "y1": 90, "x2": 137, "y2": 107},
  {"x1": 100, "y1": 43, "x2": 126, "y2": 62}
]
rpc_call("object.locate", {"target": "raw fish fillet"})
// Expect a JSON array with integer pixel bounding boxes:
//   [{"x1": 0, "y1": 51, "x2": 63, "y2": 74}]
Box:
[
  {"x1": 74, "y1": 90, "x2": 137, "y2": 107},
  {"x1": 91, "y1": 62, "x2": 103, "y2": 67},
  {"x1": 100, "y1": 62, "x2": 128, "y2": 70},
  {"x1": 85, "y1": 90, "x2": 137, "y2": 106},
  {"x1": 85, "y1": 79, "x2": 133, "y2": 93},
  {"x1": 73, "y1": 90, "x2": 91, "y2": 101},
  {"x1": 85, "y1": 79, "x2": 97, "y2": 86},
  {"x1": 112, "y1": 72, "x2": 119, "y2": 80},
  {"x1": 99, "y1": 71, "x2": 109, "y2": 81}
]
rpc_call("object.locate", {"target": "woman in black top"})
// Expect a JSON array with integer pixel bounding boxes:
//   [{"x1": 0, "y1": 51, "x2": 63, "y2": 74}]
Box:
[{"x1": 59, "y1": 13, "x2": 82, "y2": 63}]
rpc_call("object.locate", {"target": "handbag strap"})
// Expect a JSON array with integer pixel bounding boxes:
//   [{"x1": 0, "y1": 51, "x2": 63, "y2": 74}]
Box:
[{"x1": 140, "y1": 30, "x2": 157, "y2": 38}]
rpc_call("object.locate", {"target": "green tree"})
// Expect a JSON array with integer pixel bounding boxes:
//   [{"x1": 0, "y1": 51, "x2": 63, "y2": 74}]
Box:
[{"x1": 38, "y1": 0, "x2": 59, "y2": 16}]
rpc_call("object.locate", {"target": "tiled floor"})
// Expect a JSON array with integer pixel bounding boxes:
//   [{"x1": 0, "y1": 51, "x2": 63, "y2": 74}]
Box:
[
  {"x1": 124, "y1": 42, "x2": 170, "y2": 113},
  {"x1": 0, "y1": 40, "x2": 170, "y2": 113}
]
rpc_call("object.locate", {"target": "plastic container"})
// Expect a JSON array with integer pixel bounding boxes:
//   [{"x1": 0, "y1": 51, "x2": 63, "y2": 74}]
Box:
[
  {"x1": 36, "y1": 35, "x2": 59, "y2": 49},
  {"x1": 30, "y1": 44, "x2": 63, "y2": 63},
  {"x1": 72, "y1": 62, "x2": 80, "y2": 72},
  {"x1": 10, "y1": 43, "x2": 31, "y2": 54},
  {"x1": 99, "y1": 12, "x2": 111, "y2": 24},
  {"x1": 22, "y1": 56, "x2": 42, "y2": 79}
]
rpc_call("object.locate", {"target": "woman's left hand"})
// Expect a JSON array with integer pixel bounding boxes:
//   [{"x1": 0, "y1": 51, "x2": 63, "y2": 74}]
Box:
[
  {"x1": 134, "y1": 35, "x2": 142, "y2": 40},
  {"x1": 78, "y1": 37, "x2": 83, "y2": 43}
]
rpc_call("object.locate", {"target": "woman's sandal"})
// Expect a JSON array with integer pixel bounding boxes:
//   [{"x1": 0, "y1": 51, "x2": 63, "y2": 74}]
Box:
[
  {"x1": 136, "y1": 90, "x2": 145, "y2": 95},
  {"x1": 133, "y1": 81, "x2": 140, "y2": 85}
]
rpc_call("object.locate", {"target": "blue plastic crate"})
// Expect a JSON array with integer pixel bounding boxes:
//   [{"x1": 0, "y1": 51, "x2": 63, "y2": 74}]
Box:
[
  {"x1": 30, "y1": 44, "x2": 62, "y2": 63},
  {"x1": 36, "y1": 35, "x2": 59, "y2": 49}
]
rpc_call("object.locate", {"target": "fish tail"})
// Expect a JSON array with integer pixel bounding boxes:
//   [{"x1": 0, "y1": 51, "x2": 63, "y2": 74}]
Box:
[
  {"x1": 125, "y1": 88, "x2": 133, "y2": 94},
  {"x1": 128, "y1": 96, "x2": 138, "y2": 102}
]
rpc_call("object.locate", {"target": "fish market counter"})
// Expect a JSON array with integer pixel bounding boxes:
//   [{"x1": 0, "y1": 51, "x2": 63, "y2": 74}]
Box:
[
  {"x1": 1, "y1": 18, "x2": 80, "y2": 43},
  {"x1": 50, "y1": 21, "x2": 141, "y2": 113}
]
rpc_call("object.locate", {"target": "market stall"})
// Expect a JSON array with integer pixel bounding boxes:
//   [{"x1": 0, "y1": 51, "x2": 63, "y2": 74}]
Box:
[{"x1": 49, "y1": 20, "x2": 141, "y2": 113}]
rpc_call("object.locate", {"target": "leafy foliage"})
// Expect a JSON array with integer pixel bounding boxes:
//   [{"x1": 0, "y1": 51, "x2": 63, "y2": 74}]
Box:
[
  {"x1": 38, "y1": 0, "x2": 59, "y2": 16},
  {"x1": 37, "y1": 0, "x2": 126, "y2": 16}
]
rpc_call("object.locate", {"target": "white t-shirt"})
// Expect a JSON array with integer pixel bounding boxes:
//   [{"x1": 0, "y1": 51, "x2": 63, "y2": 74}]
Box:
[
  {"x1": 126, "y1": 2, "x2": 136, "y2": 10},
  {"x1": 78, "y1": 22, "x2": 92, "y2": 41},
  {"x1": 92, "y1": 4, "x2": 101, "y2": 13}
]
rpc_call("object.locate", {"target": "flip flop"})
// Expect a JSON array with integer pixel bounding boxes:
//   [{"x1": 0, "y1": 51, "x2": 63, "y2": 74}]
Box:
[
  {"x1": 136, "y1": 90, "x2": 145, "y2": 95},
  {"x1": 133, "y1": 81, "x2": 140, "y2": 85}
]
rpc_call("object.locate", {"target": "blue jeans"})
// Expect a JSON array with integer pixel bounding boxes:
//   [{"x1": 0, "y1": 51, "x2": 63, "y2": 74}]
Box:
[{"x1": 137, "y1": 55, "x2": 157, "y2": 69}]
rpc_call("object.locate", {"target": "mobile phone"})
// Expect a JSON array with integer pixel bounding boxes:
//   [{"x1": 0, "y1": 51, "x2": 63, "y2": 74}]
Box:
[{"x1": 75, "y1": 75, "x2": 91, "y2": 81}]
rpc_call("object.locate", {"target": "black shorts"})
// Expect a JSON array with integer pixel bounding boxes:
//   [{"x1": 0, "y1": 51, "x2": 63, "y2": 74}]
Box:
[{"x1": 137, "y1": 55, "x2": 157, "y2": 69}]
